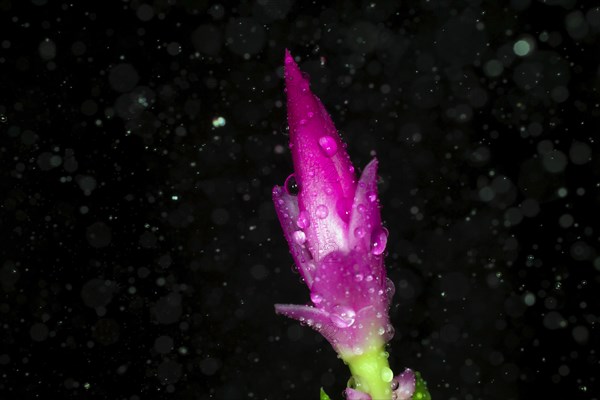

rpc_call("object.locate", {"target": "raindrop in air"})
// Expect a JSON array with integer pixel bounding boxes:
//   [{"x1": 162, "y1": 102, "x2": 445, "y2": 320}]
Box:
[
  {"x1": 371, "y1": 227, "x2": 388, "y2": 255},
  {"x1": 285, "y1": 174, "x2": 299, "y2": 196},
  {"x1": 318, "y1": 136, "x2": 338, "y2": 157},
  {"x1": 316, "y1": 205, "x2": 329, "y2": 219},
  {"x1": 330, "y1": 305, "x2": 356, "y2": 328}
]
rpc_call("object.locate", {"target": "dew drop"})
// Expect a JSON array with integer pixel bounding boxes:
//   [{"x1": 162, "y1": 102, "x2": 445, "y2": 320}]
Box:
[
  {"x1": 310, "y1": 292, "x2": 323, "y2": 304},
  {"x1": 386, "y1": 277, "x2": 396, "y2": 299},
  {"x1": 357, "y1": 204, "x2": 367, "y2": 213},
  {"x1": 371, "y1": 227, "x2": 388, "y2": 255},
  {"x1": 285, "y1": 174, "x2": 299, "y2": 196},
  {"x1": 318, "y1": 136, "x2": 338, "y2": 157},
  {"x1": 354, "y1": 227, "x2": 366, "y2": 238},
  {"x1": 391, "y1": 379, "x2": 399, "y2": 391},
  {"x1": 336, "y1": 197, "x2": 351, "y2": 223},
  {"x1": 293, "y1": 230, "x2": 306, "y2": 245},
  {"x1": 307, "y1": 111, "x2": 314, "y2": 118},
  {"x1": 296, "y1": 211, "x2": 310, "y2": 229},
  {"x1": 354, "y1": 273, "x2": 364, "y2": 282},
  {"x1": 352, "y1": 346, "x2": 364, "y2": 355},
  {"x1": 316, "y1": 205, "x2": 329, "y2": 219},
  {"x1": 367, "y1": 191, "x2": 377, "y2": 203},
  {"x1": 378, "y1": 327, "x2": 386, "y2": 336},
  {"x1": 329, "y1": 305, "x2": 356, "y2": 328},
  {"x1": 381, "y1": 367, "x2": 394, "y2": 383}
]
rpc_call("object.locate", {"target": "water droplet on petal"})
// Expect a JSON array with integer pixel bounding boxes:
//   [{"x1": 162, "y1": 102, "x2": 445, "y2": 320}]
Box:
[
  {"x1": 330, "y1": 305, "x2": 356, "y2": 328},
  {"x1": 386, "y1": 277, "x2": 396, "y2": 300},
  {"x1": 296, "y1": 211, "x2": 310, "y2": 229},
  {"x1": 378, "y1": 327, "x2": 386, "y2": 336},
  {"x1": 293, "y1": 230, "x2": 306, "y2": 245},
  {"x1": 310, "y1": 292, "x2": 323, "y2": 304},
  {"x1": 336, "y1": 197, "x2": 351, "y2": 223},
  {"x1": 371, "y1": 227, "x2": 388, "y2": 255},
  {"x1": 367, "y1": 191, "x2": 377, "y2": 203},
  {"x1": 307, "y1": 111, "x2": 314, "y2": 118},
  {"x1": 381, "y1": 367, "x2": 394, "y2": 383},
  {"x1": 318, "y1": 136, "x2": 338, "y2": 157},
  {"x1": 354, "y1": 227, "x2": 366, "y2": 238},
  {"x1": 316, "y1": 205, "x2": 328, "y2": 219},
  {"x1": 354, "y1": 273, "x2": 364, "y2": 282},
  {"x1": 299, "y1": 119, "x2": 307, "y2": 125},
  {"x1": 357, "y1": 204, "x2": 367, "y2": 214},
  {"x1": 285, "y1": 174, "x2": 299, "y2": 196}
]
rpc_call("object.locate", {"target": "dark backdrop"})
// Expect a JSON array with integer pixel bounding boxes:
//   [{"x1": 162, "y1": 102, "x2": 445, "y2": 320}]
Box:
[{"x1": 0, "y1": 0, "x2": 598, "y2": 399}]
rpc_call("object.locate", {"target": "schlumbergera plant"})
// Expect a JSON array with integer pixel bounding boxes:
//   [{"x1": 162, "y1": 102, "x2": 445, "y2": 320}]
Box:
[{"x1": 272, "y1": 50, "x2": 432, "y2": 400}]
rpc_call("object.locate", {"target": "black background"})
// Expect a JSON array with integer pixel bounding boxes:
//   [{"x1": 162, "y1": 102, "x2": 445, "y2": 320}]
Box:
[{"x1": 0, "y1": 0, "x2": 598, "y2": 399}]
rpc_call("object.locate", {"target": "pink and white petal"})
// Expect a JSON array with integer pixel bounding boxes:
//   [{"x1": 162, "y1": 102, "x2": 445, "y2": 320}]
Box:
[{"x1": 272, "y1": 186, "x2": 315, "y2": 286}]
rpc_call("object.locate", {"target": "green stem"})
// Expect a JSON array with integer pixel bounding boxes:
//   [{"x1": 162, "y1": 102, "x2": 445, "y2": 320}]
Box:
[{"x1": 342, "y1": 345, "x2": 393, "y2": 400}]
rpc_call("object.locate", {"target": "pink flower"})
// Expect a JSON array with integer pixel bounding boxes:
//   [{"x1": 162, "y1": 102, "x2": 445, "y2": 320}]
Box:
[{"x1": 272, "y1": 51, "x2": 407, "y2": 399}]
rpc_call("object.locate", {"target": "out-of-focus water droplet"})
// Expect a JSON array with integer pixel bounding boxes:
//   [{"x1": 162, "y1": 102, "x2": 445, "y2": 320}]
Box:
[
  {"x1": 381, "y1": 367, "x2": 394, "y2": 383},
  {"x1": 318, "y1": 136, "x2": 338, "y2": 157},
  {"x1": 371, "y1": 227, "x2": 388, "y2": 255},
  {"x1": 378, "y1": 327, "x2": 386, "y2": 336},
  {"x1": 307, "y1": 111, "x2": 314, "y2": 118},
  {"x1": 354, "y1": 227, "x2": 366, "y2": 238},
  {"x1": 354, "y1": 273, "x2": 364, "y2": 282},
  {"x1": 357, "y1": 204, "x2": 367, "y2": 214},
  {"x1": 293, "y1": 230, "x2": 306, "y2": 245},
  {"x1": 296, "y1": 211, "x2": 310, "y2": 229},
  {"x1": 316, "y1": 205, "x2": 328, "y2": 219},
  {"x1": 285, "y1": 174, "x2": 299, "y2": 196},
  {"x1": 299, "y1": 119, "x2": 307, "y2": 125},
  {"x1": 330, "y1": 305, "x2": 356, "y2": 328},
  {"x1": 212, "y1": 116, "x2": 226, "y2": 128},
  {"x1": 310, "y1": 292, "x2": 322, "y2": 304}
]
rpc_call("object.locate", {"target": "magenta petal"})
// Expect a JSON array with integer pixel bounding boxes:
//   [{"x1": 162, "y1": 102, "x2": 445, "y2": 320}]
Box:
[
  {"x1": 284, "y1": 50, "x2": 355, "y2": 261},
  {"x1": 272, "y1": 186, "x2": 315, "y2": 286},
  {"x1": 393, "y1": 368, "x2": 416, "y2": 400},
  {"x1": 348, "y1": 159, "x2": 382, "y2": 252},
  {"x1": 344, "y1": 387, "x2": 372, "y2": 400},
  {"x1": 274, "y1": 304, "x2": 338, "y2": 341}
]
